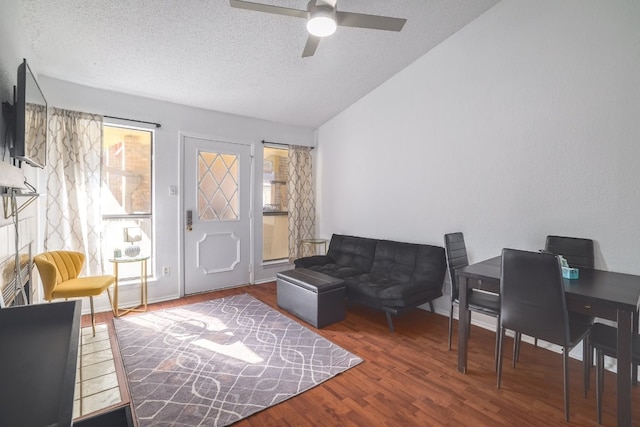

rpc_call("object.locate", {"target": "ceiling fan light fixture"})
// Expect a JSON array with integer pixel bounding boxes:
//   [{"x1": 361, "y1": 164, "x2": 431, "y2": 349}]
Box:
[{"x1": 306, "y1": 7, "x2": 336, "y2": 37}]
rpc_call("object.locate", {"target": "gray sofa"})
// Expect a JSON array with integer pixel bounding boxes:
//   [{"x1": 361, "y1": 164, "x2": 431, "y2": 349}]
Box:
[{"x1": 294, "y1": 234, "x2": 447, "y2": 331}]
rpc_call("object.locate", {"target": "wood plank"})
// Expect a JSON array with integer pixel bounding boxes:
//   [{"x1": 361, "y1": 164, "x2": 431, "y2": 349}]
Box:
[{"x1": 88, "y1": 282, "x2": 637, "y2": 426}]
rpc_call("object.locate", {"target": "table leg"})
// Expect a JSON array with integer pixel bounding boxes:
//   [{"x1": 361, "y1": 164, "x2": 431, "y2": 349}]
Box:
[
  {"x1": 113, "y1": 262, "x2": 120, "y2": 318},
  {"x1": 141, "y1": 259, "x2": 148, "y2": 310},
  {"x1": 616, "y1": 309, "x2": 632, "y2": 427},
  {"x1": 457, "y1": 274, "x2": 469, "y2": 373},
  {"x1": 633, "y1": 309, "x2": 638, "y2": 386}
]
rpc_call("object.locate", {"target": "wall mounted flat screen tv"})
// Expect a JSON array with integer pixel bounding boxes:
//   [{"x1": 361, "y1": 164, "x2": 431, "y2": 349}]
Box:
[{"x1": 10, "y1": 59, "x2": 47, "y2": 169}]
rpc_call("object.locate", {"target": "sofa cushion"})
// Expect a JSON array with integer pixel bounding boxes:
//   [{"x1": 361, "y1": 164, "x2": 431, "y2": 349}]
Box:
[
  {"x1": 378, "y1": 281, "x2": 443, "y2": 308},
  {"x1": 305, "y1": 263, "x2": 365, "y2": 279},
  {"x1": 370, "y1": 240, "x2": 445, "y2": 285},
  {"x1": 344, "y1": 273, "x2": 443, "y2": 309},
  {"x1": 411, "y1": 244, "x2": 446, "y2": 285},
  {"x1": 370, "y1": 240, "x2": 417, "y2": 282},
  {"x1": 326, "y1": 234, "x2": 377, "y2": 272}
]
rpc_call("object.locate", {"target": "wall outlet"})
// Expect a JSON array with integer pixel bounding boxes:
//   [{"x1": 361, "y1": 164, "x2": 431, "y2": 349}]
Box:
[{"x1": 163, "y1": 266, "x2": 170, "y2": 276}]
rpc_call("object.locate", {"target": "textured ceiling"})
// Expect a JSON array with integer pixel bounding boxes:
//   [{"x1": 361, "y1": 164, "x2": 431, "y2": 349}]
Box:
[{"x1": 19, "y1": 0, "x2": 499, "y2": 128}]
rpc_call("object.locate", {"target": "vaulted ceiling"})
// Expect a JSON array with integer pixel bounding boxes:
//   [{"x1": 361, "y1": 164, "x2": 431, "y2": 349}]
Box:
[{"x1": 20, "y1": 0, "x2": 500, "y2": 128}]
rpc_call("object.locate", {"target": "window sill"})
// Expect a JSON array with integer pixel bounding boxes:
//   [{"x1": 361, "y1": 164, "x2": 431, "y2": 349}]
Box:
[
  {"x1": 262, "y1": 258, "x2": 291, "y2": 267},
  {"x1": 115, "y1": 277, "x2": 157, "y2": 286}
]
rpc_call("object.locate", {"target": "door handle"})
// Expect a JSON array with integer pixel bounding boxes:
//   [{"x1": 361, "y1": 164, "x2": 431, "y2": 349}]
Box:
[{"x1": 186, "y1": 210, "x2": 193, "y2": 231}]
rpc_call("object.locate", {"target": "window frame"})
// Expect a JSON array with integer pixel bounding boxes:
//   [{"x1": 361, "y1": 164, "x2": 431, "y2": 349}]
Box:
[
  {"x1": 262, "y1": 145, "x2": 289, "y2": 263},
  {"x1": 101, "y1": 122, "x2": 155, "y2": 279}
]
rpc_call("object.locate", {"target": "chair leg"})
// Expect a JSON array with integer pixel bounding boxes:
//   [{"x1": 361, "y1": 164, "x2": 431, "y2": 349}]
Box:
[
  {"x1": 512, "y1": 332, "x2": 516, "y2": 368},
  {"x1": 583, "y1": 336, "x2": 590, "y2": 398},
  {"x1": 633, "y1": 309, "x2": 639, "y2": 386},
  {"x1": 534, "y1": 337, "x2": 538, "y2": 347},
  {"x1": 596, "y1": 350, "x2": 604, "y2": 424},
  {"x1": 512, "y1": 332, "x2": 521, "y2": 368},
  {"x1": 563, "y1": 348, "x2": 570, "y2": 422},
  {"x1": 428, "y1": 301, "x2": 435, "y2": 312},
  {"x1": 385, "y1": 312, "x2": 395, "y2": 333},
  {"x1": 89, "y1": 296, "x2": 96, "y2": 337},
  {"x1": 106, "y1": 287, "x2": 114, "y2": 309},
  {"x1": 448, "y1": 304, "x2": 454, "y2": 351},
  {"x1": 494, "y1": 315, "x2": 500, "y2": 372},
  {"x1": 497, "y1": 326, "x2": 505, "y2": 388},
  {"x1": 584, "y1": 342, "x2": 593, "y2": 395}
]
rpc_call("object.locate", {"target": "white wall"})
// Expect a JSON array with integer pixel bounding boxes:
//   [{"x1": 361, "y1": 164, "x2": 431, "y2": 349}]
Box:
[
  {"x1": 38, "y1": 77, "x2": 315, "y2": 312},
  {"x1": 0, "y1": 0, "x2": 40, "y2": 301},
  {"x1": 316, "y1": 0, "x2": 640, "y2": 337}
]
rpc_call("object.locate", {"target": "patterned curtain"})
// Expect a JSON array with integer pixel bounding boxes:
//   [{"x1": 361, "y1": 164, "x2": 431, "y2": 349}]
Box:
[
  {"x1": 25, "y1": 103, "x2": 47, "y2": 162},
  {"x1": 287, "y1": 145, "x2": 315, "y2": 261},
  {"x1": 45, "y1": 108, "x2": 104, "y2": 274}
]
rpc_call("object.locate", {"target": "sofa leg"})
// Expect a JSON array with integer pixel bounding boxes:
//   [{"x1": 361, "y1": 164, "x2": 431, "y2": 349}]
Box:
[{"x1": 385, "y1": 312, "x2": 395, "y2": 333}]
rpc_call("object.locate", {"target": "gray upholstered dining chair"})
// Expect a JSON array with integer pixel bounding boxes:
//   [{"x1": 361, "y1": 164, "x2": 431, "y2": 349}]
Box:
[
  {"x1": 444, "y1": 232, "x2": 501, "y2": 371},
  {"x1": 497, "y1": 248, "x2": 591, "y2": 422},
  {"x1": 530, "y1": 235, "x2": 596, "y2": 360},
  {"x1": 589, "y1": 323, "x2": 640, "y2": 424},
  {"x1": 545, "y1": 235, "x2": 594, "y2": 269}
]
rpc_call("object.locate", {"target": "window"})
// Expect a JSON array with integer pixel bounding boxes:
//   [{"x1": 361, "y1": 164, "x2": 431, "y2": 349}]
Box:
[
  {"x1": 101, "y1": 125, "x2": 153, "y2": 278},
  {"x1": 263, "y1": 147, "x2": 288, "y2": 261}
]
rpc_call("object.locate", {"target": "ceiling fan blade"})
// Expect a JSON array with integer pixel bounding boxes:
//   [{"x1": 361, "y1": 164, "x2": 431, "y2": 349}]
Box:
[
  {"x1": 336, "y1": 11, "x2": 406, "y2": 32},
  {"x1": 229, "y1": 0, "x2": 307, "y2": 19},
  {"x1": 302, "y1": 35, "x2": 321, "y2": 58}
]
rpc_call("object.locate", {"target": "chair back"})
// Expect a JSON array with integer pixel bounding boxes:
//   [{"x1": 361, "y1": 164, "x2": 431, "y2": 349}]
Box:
[
  {"x1": 444, "y1": 232, "x2": 469, "y2": 301},
  {"x1": 34, "y1": 251, "x2": 85, "y2": 300},
  {"x1": 500, "y1": 248, "x2": 570, "y2": 346},
  {"x1": 545, "y1": 235, "x2": 594, "y2": 269}
]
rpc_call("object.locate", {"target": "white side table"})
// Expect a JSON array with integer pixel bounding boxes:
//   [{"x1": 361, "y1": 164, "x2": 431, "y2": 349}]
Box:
[{"x1": 108, "y1": 255, "x2": 149, "y2": 318}]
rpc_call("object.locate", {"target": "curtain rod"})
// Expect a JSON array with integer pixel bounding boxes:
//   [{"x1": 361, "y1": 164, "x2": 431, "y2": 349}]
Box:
[
  {"x1": 261, "y1": 140, "x2": 314, "y2": 150},
  {"x1": 104, "y1": 115, "x2": 161, "y2": 128}
]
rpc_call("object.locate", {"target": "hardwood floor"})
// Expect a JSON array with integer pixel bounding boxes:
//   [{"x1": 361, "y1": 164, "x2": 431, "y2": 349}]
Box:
[{"x1": 86, "y1": 283, "x2": 636, "y2": 426}]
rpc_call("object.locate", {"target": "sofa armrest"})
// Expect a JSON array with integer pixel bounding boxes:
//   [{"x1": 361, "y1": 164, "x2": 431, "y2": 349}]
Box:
[{"x1": 294, "y1": 255, "x2": 333, "y2": 269}]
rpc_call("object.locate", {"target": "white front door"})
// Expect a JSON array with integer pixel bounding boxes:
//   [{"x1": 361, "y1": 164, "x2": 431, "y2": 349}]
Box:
[{"x1": 183, "y1": 135, "x2": 253, "y2": 294}]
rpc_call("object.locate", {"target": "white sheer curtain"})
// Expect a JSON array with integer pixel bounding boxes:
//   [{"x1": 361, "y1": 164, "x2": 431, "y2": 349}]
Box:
[
  {"x1": 287, "y1": 145, "x2": 315, "y2": 261},
  {"x1": 45, "y1": 108, "x2": 104, "y2": 274}
]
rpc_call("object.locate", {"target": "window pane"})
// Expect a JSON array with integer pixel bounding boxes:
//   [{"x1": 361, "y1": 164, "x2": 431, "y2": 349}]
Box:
[
  {"x1": 197, "y1": 150, "x2": 239, "y2": 221},
  {"x1": 101, "y1": 124, "x2": 153, "y2": 280},
  {"x1": 263, "y1": 147, "x2": 289, "y2": 261},
  {"x1": 102, "y1": 126, "x2": 152, "y2": 215}
]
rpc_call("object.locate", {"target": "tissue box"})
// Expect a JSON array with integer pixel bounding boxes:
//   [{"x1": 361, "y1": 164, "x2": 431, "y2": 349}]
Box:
[{"x1": 562, "y1": 267, "x2": 579, "y2": 279}]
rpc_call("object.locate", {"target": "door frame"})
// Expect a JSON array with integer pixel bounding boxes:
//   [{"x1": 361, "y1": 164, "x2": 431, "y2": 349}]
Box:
[{"x1": 179, "y1": 131, "x2": 255, "y2": 297}]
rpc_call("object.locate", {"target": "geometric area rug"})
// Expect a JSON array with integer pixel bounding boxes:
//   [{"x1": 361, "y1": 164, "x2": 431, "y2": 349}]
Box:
[{"x1": 113, "y1": 294, "x2": 363, "y2": 426}]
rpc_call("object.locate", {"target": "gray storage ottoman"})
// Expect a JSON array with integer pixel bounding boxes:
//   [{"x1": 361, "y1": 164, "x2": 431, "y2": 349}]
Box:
[{"x1": 276, "y1": 268, "x2": 345, "y2": 328}]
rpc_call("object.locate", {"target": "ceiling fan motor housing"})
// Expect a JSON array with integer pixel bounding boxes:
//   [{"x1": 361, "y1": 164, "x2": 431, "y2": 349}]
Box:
[{"x1": 306, "y1": 2, "x2": 337, "y2": 37}]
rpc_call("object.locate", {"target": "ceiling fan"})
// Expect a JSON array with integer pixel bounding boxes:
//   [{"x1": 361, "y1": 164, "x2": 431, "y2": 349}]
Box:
[{"x1": 229, "y1": 0, "x2": 407, "y2": 57}]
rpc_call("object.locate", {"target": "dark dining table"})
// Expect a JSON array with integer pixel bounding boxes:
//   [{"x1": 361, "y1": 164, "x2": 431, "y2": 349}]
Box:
[{"x1": 456, "y1": 256, "x2": 640, "y2": 427}]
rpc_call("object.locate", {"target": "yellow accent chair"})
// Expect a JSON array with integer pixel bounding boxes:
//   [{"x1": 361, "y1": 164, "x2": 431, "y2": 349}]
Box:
[{"x1": 34, "y1": 251, "x2": 115, "y2": 336}]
